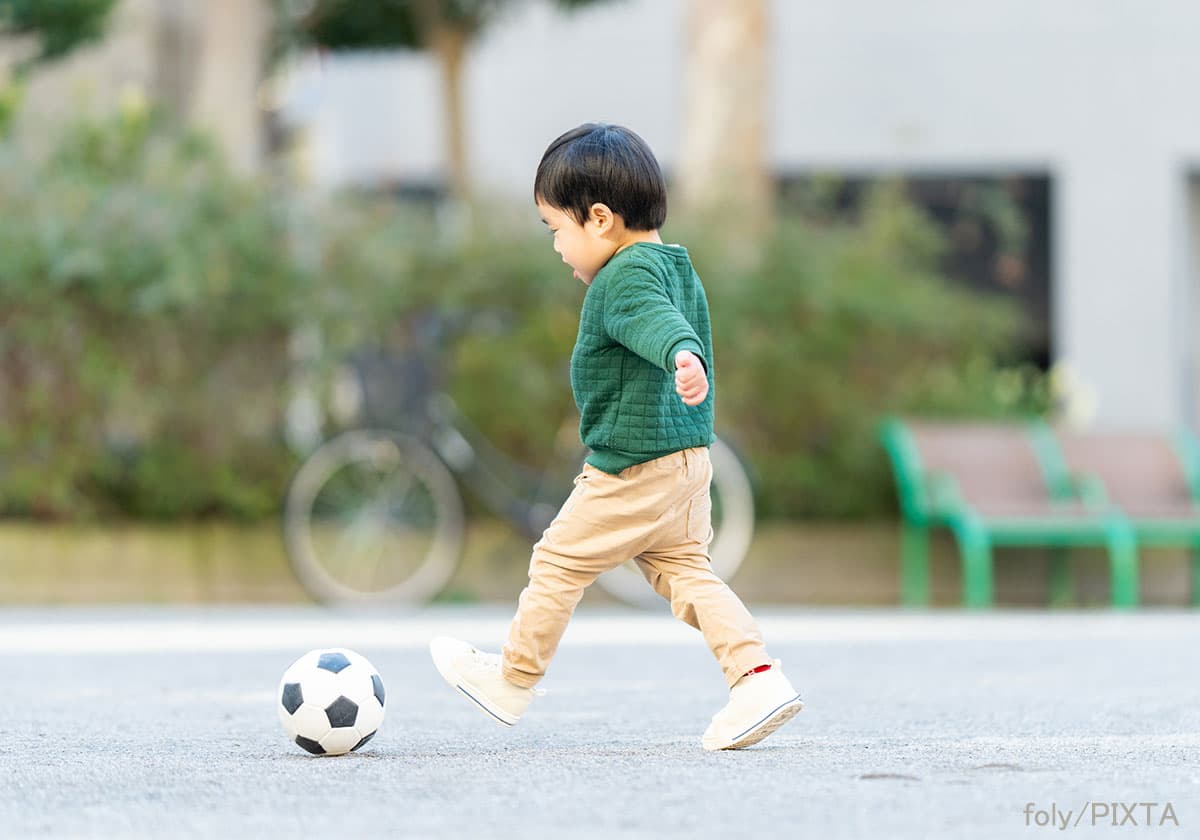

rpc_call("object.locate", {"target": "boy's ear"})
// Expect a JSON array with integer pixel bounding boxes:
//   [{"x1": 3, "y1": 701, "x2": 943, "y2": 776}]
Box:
[{"x1": 587, "y1": 202, "x2": 615, "y2": 233}]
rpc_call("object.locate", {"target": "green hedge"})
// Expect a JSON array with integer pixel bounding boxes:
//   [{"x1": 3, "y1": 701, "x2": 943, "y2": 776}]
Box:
[
  {"x1": 0, "y1": 112, "x2": 1044, "y2": 521},
  {"x1": 0, "y1": 106, "x2": 304, "y2": 518}
]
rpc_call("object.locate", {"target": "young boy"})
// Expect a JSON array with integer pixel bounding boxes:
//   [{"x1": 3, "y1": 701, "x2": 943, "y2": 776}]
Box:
[{"x1": 430, "y1": 123, "x2": 802, "y2": 750}]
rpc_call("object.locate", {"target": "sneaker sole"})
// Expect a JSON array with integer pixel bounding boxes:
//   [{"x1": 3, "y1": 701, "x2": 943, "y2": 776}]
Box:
[
  {"x1": 704, "y1": 696, "x2": 804, "y2": 751},
  {"x1": 452, "y1": 682, "x2": 517, "y2": 728},
  {"x1": 429, "y1": 642, "x2": 518, "y2": 728}
]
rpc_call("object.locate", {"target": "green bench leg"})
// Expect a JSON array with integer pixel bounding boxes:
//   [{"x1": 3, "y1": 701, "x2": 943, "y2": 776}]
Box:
[
  {"x1": 956, "y1": 519, "x2": 993, "y2": 608},
  {"x1": 1107, "y1": 524, "x2": 1138, "y2": 609},
  {"x1": 900, "y1": 524, "x2": 930, "y2": 607},
  {"x1": 1048, "y1": 548, "x2": 1073, "y2": 607},
  {"x1": 1192, "y1": 546, "x2": 1200, "y2": 607}
]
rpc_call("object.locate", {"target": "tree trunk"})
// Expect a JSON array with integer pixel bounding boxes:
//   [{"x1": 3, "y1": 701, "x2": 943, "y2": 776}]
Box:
[
  {"x1": 151, "y1": 0, "x2": 201, "y2": 116},
  {"x1": 411, "y1": 0, "x2": 473, "y2": 215},
  {"x1": 677, "y1": 0, "x2": 771, "y2": 245},
  {"x1": 431, "y1": 26, "x2": 471, "y2": 207},
  {"x1": 185, "y1": 0, "x2": 272, "y2": 174}
]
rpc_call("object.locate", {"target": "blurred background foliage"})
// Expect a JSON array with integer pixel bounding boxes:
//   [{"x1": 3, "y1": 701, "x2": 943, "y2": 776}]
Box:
[
  {"x1": 0, "y1": 0, "x2": 118, "y2": 68},
  {"x1": 0, "y1": 105, "x2": 301, "y2": 519},
  {"x1": 0, "y1": 108, "x2": 1045, "y2": 522}
]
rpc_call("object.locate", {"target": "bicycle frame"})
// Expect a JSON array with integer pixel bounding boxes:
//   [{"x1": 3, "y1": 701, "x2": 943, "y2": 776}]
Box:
[
  {"x1": 339, "y1": 323, "x2": 579, "y2": 540},
  {"x1": 422, "y1": 393, "x2": 578, "y2": 539}
]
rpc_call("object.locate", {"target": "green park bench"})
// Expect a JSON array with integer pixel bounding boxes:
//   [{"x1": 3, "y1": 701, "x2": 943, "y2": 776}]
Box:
[
  {"x1": 879, "y1": 418, "x2": 1138, "y2": 608},
  {"x1": 1048, "y1": 429, "x2": 1200, "y2": 607}
]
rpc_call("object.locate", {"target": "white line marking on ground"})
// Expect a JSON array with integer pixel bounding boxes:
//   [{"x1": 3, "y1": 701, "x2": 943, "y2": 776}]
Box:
[{"x1": 0, "y1": 608, "x2": 1195, "y2": 654}]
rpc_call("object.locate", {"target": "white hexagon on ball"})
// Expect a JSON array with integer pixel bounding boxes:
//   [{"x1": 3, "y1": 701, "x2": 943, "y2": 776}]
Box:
[{"x1": 277, "y1": 648, "x2": 386, "y2": 756}]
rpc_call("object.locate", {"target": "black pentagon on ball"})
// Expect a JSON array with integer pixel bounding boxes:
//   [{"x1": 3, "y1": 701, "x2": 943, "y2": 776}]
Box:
[
  {"x1": 295, "y1": 735, "x2": 325, "y2": 755},
  {"x1": 351, "y1": 731, "x2": 377, "y2": 753},
  {"x1": 325, "y1": 695, "x2": 359, "y2": 728},
  {"x1": 281, "y1": 682, "x2": 303, "y2": 715},
  {"x1": 317, "y1": 651, "x2": 352, "y2": 673},
  {"x1": 372, "y1": 674, "x2": 385, "y2": 707}
]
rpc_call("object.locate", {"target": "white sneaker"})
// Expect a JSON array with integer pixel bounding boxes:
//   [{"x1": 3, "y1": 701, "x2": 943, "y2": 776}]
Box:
[
  {"x1": 702, "y1": 660, "x2": 803, "y2": 750},
  {"x1": 429, "y1": 637, "x2": 541, "y2": 727}
]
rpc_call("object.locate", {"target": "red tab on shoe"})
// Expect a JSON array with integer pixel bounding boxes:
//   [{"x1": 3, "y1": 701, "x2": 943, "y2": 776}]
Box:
[{"x1": 742, "y1": 664, "x2": 772, "y2": 677}]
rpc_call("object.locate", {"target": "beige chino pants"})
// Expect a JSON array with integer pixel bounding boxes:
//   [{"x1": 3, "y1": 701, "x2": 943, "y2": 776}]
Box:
[{"x1": 502, "y1": 446, "x2": 770, "y2": 690}]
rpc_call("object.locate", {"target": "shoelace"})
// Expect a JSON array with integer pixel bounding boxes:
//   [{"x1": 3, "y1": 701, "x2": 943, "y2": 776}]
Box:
[
  {"x1": 469, "y1": 647, "x2": 502, "y2": 671},
  {"x1": 469, "y1": 647, "x2": 546, "y2": 695}
]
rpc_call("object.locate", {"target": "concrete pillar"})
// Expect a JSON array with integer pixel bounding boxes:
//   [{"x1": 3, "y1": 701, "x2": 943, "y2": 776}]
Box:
[
  {"x1": 1055, "y1": 157, "x2": 1183, "y2": 429},
  {"x1": 1186, "y1": 176, "x2": 1200, "y2": 426}
]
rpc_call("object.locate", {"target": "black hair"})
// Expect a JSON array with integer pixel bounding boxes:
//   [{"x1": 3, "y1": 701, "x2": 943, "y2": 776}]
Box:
[{"x1": 534, "y1": 123, "x2": 667, "y2": 231}]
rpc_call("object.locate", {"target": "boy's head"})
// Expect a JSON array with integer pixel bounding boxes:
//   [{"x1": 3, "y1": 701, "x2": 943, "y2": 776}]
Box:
[
  {"x1": 535, "y1": 123, "x2": 667, "y2": 284},
  {"x1": 534, "y1": 123, "x2": 667, "y2": 231}
]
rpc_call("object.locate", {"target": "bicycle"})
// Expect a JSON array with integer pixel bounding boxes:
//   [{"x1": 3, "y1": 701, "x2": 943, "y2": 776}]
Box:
[{"x1": 283, "y1": 314, "x2": 755, "y2": 608}]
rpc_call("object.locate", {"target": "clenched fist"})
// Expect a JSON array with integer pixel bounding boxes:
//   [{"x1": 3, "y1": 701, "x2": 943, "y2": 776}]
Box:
[{"x1": 674, "y1": 350, "x2": 709, "y2": 406}]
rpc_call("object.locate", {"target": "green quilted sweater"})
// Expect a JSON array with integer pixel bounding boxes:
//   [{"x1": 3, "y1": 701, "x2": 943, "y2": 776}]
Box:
[{"x1": 571, "y1": 242, "x2": 715, "y2": 474}]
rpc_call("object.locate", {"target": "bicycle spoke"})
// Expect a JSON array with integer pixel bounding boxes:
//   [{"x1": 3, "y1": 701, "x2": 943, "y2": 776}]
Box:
[
  {"x1": 333, "y1": 512, "x2": 385, "y2": 589},
  {"x1": 365, "y1": 471, "x2": 420, "y2": 591},
  {"x1": 285, "y1": 431, "x2": 466, "y2": 603},
  {"x1": 323, "y1": 457, "x2": 442, "y2": 592}
]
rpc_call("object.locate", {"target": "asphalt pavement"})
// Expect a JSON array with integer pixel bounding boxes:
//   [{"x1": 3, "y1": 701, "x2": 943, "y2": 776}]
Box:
[{"x1": 0, "y1": 606, "x2": 1196, "y2": 839}]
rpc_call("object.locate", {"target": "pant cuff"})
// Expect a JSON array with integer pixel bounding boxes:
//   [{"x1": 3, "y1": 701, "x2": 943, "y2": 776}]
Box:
[
  {"x1": 501, "y1": 661, "x2": 541, "y2": 689},
  {"x1": 725, "y1": 655, "x2": 773, "y2": 689}
]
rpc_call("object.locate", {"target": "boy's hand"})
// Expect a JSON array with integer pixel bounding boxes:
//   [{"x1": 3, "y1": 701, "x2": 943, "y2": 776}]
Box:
[{"x1": 674, "y1": 350, "x2": 709, "y2": 406}]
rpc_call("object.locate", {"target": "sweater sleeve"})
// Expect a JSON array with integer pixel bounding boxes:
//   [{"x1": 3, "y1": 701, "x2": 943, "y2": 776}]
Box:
[{"x1": 604, "y1": 266, "x2": 707, "y2": 373}]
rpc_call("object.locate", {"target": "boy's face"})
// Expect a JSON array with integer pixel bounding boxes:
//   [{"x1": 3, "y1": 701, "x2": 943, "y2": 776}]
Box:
[{"x1": 537, "y1": 200, "x2": 618, "y2": 286}]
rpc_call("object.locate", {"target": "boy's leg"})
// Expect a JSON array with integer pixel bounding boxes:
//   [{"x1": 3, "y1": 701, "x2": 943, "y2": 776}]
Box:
[
  {"x1": 633, "y1": 449, "x2": 771, "y2": 688},
  {"x1": 635, "y1": 549, "x2": 771, "y2": 689},
  {"x1": 501, "y1": 463, "x2": 670, "y2": 688},
  {"x1": 635, "y1": 448, "x2": 803, "y2": 750}
]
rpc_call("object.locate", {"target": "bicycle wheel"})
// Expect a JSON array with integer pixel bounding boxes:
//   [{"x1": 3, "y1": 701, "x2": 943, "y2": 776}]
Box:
[
  {"x1": 284, "y1": 430, "x2": 465, "y2": 605},
  {"x1": 595, "y1": 436, "x2": 756, "y2": 607}
]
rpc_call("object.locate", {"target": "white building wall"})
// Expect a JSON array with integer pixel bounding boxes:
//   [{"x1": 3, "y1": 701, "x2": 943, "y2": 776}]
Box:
[
  {"x1": 303, "y1": 0, "x2": 1200, "y2": 431},
  {"x1": 1188, "y1": 177, "x2": 1200, "y2": 423}
]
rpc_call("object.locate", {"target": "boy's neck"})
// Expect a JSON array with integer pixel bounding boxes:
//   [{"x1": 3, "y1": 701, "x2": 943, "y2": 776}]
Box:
[{"x1": 612, "y1": 228, "x2": 663, "y2": 256}]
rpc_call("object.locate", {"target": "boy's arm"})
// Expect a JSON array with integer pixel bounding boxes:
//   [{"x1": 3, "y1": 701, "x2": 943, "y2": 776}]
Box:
[{"x1": 604, "y1": 268, "x2": 707, "y2": 374}]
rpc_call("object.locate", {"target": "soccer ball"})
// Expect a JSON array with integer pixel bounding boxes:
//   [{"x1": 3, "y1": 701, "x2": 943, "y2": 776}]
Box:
[{"x1": 277, "y1": 648, "x2": 386, "y2": 755}]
